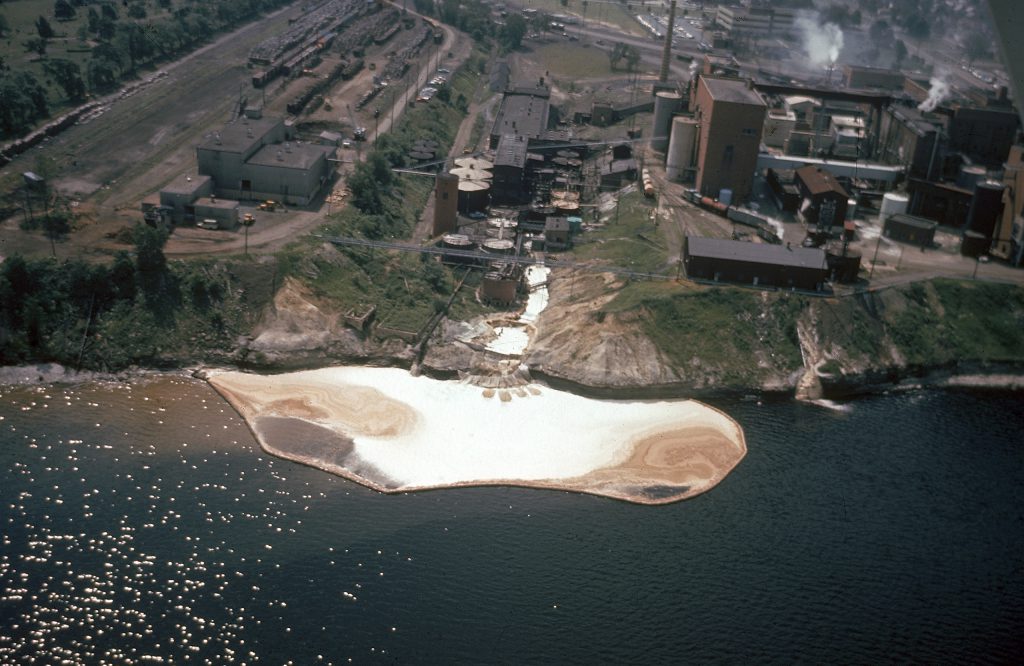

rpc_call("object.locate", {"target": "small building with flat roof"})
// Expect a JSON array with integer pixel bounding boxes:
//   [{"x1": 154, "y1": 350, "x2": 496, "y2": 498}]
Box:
[{"x1": 196, "y1": 116, "x2": 334, "y2": 206}]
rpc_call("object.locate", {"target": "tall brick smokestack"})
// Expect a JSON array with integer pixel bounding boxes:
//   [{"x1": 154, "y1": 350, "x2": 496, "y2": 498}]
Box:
[{"x1": 659, "y1": 0, "x2": 677, "y2": 83}]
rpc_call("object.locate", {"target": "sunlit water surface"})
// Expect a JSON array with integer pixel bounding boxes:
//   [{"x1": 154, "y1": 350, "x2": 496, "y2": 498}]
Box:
[{"x1": 1, "y1": 375, "x2": 1022, "y2": 663}]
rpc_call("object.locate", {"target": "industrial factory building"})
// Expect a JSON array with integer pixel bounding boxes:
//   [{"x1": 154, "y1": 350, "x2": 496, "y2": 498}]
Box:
[
  {"x1": 489, "y1": 85, "x2": 553, "y2": 150},
  {"x1": 197, "y1": 116, "x2": 335, "y2": 206},
  {"x1": 692, "y1": 76, "x2": 767, "y2": 203},
  {"x1": 684, "y1": 236, "x2": 828, "y2": 291},
  {"x1": 795, "y1": 166, "x2": 849, "y2": 233}
]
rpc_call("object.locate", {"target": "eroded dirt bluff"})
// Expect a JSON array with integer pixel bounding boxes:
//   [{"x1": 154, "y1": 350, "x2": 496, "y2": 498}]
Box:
[
  {"x1": 522, "y1": 271, "x2": 802, "y2": 394},
  {"x1": 249, "y1": 269, "x2": 1024, "y2": 397},
  {"x1": 523, "y1": 272, "x2": 688, "y2": 390},
  {"x1": 244, "y1": 277, "x2": 413, "y2": 370}
]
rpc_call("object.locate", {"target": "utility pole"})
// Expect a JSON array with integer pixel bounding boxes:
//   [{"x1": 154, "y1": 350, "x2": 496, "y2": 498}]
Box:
[{"x1": 869, "y1": 230, "x2": 883, "y2": 279}]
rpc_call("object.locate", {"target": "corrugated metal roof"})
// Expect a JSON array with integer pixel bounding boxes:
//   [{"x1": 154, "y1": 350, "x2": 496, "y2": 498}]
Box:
[
  {"x1": 687, "y1": 236, "x2": 827, "y2": 270},
  {"x1": 796, "y1": 165, "x2": 848, "y2": 197}
]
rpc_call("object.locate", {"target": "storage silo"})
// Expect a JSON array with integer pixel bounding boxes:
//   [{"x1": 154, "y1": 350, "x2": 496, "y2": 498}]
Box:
[
  {"x1": 880, "y1": 192, "x2": 909, "y2": 221},
  {"x1": 652, "y1": 92, "x2": 681, "y2": 152},
  {"x1": 457, "y1": 180, "x2": 490, "y2": 214},
  {"x1": 482, "y1": 239, "x2": 515, "y2": 255},
  {"x1": 665, "y1": 116, "x2": 698, "y2": 181},
  {"x1": 956, "y1": 165, "x2": 986, "y2": 190},
  {"x1": 433, "y1": 173, "x2": 459, "y2": 236},
  {"x1": 966, "y1": 180, "x2": 1004, "y2": 240}
]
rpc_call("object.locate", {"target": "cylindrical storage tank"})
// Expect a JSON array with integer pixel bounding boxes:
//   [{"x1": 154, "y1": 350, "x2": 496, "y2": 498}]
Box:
[
  {"x1": 454, "y1": 156, "x2": 494, "y2": 171},
  {"x1": 433, "y1": 173, "x2": 459, "y2": 235},
  {"x1": 652, "y1": 92, "x2": 681, "y2": 152},
  {"x1": 966, "y1": 180, "x2": 1005, "y2": 239},
  {"x1": 457, "y1": 180, "x2": 490, "y2": 214},
  {"x1": 826, "y1": 250, "x2": 862, "y2": 284},
  {"x1": 960, "y1": 230, "x2": 989, "y2": 257},
  {"x1": 666, "y1": 116, "x2": 698, "y2": 181},
  {"x1": 481, "y1": 272, "x2": 518, "y2": 304},
  {"x1": 442, "y1": 233, "x2": 474, "y2": 249},
  {"x1": 567, "y1": 216, "x2": 583, "y2": 233},
  {"x1": 718, "y1": 188, "x2": 733, "y2": 206},
  {"x1": 555, "y1": 201, "x2": 579, "y2": 215},
  {"x1": 956, "y1": 165, "x2": 986, "y2": 190},
  {"x1": 880, "y1": 192, "x2": 909, "y2": 221},
  {"x1": 450, "y1": 166, "x2": 493, "y2": 181},
  {"x1": 482, "y1": 239, "x2": 515, "y2": 255}
]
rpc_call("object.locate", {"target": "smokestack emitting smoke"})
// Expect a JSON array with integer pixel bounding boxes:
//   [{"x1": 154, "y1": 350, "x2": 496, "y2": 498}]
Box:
[
  {"x1": 796, "y1": 14, "x2": 844, "y2": 67},
  {"x1": 918, "y1": 77, "x2": 950, "y2": 112}
]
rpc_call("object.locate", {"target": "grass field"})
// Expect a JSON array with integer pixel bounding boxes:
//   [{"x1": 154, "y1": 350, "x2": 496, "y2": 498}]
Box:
[
  {"x1": 531, "y1": 42, "x2": 616, "y2": 81},
  {"x1": 571, "y1": 190, "x2": 668, "y2": 273},
  {"x1": 513, "y1": 0, "x2": 647, "y2": 37}
]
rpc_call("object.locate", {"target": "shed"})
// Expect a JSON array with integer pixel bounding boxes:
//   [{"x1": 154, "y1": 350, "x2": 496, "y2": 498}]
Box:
[
  {"x1": 684, "y1": 236, "x2": 828, "y2": 290},
  {"x1": 795, "y1": 165, "x2": 848, "y2": 232},
  {"x1": 544, "y1": 217, "x2": 571, "y2": 249},
  {"x1": 884, "y1": 213, "x2": 937, "y2": 247}
]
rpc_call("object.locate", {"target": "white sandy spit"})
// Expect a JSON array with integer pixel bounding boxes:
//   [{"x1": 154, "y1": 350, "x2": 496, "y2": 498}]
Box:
[{"x1": 208, "y1": 366, "x2": 745, "y2": 499}]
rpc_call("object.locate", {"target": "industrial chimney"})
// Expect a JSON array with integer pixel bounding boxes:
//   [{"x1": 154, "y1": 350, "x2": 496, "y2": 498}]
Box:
[{"x1": 659, "y1": 0, "x2": 677, "y2": 83}]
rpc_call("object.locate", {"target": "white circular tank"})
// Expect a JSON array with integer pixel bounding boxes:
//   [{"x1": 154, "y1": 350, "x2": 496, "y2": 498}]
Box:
[
  {"x1": 666, "y1": 117, "x2": 698, "y2": 181},
  {"x1": 880, "y1": 192, "x2": 909, "y2": 220},
  {"x1": 652, "y1": 92, "x2": 682, "y2": 152}
]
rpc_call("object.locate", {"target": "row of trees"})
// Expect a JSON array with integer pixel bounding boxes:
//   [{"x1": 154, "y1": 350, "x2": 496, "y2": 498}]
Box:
[{"x1": 1, "y1": 0, "x2": 297, "y2": 139}]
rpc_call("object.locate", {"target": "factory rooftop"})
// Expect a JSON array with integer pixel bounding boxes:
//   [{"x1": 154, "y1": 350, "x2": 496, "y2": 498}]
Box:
[
  {"x1": 199, "y1": 117, "x2": 282, "y2": 154},
  {"x1": 687, "y1": 236, "x2": 827, "y2": 270},
  {"x1": 492, "y1": 86, "x2": 551, "y2": 142},
  {"x1": 246, "y1": 143, "x2": 333, "y2": 170},
  {"x1": 796, "y1": 165, "x2": 849, "y2": 197},
  {"x1": 494, "y1": 134, "x2": 528, "y2": 168},
  {"x1": 702, "y1": 77, "x2": 766, "y2": 107}
]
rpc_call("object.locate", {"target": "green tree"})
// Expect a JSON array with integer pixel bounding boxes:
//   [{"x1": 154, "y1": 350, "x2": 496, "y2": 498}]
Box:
[
  {"x1": 40, "y1": 212, "x2": 71, "y2": 257},
  {"x1": 44, "y1": 59, "x2": 87, "y2": 101},
  {"x1": 24, "y1": 37, "x2": 48, "y2": 57},
  {"x1": 964, "y1": 32, "x2": 990, "y2": 64},
  {"x1": 133, "y1": 223, "x2": 171, "y2": 308},
  {"x1": 87, "y1": 57, "x2": 118, "y2": 91},
  {"x1": 894, "y1": 40, "x2": 908, "y2": 69},
  {"x1": 0, "y1": 14, "x2": 10, "y2": 36},
  {"x1": 36, "y1": 16, "x2": 55, "y2": 39},
  {"x1": 54, "y1": 0, "x2": 77, "y2": 21},
  {"x1": 86, "y1": 6, "x2": 100, "y2": 33},
  {"x1": 869, "y1": 19, "x2": 892, "y2": 46},
  {"x1": 500, "y1": 14, "x2": 527, "y2": 51}
]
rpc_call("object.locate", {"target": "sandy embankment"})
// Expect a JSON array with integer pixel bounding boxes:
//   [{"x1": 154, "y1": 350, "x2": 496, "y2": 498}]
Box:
[{"x1": 208, "y1": 366, "x2": 746, "y2": 504}]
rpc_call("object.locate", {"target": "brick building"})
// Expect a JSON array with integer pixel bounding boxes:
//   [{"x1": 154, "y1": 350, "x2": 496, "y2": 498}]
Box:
[{"x1": 693, "y1": 76, "x2": 767, "y2": 203}]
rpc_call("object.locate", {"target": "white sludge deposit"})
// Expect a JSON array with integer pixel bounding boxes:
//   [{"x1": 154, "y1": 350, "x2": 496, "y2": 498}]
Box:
[{"x1": 208, "y1": 366, "x2": 746, "y2": 504}]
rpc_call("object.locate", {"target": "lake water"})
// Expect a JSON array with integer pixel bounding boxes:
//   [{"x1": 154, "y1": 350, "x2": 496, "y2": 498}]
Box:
[{"x1": 1, "y1": 374, "x2": 1022, "y2": 663}]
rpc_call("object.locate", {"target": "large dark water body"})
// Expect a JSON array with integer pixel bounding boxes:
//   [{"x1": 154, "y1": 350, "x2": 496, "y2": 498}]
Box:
[{"x1": 1, "y1": 376, "x2": 1022, "y2": 664}]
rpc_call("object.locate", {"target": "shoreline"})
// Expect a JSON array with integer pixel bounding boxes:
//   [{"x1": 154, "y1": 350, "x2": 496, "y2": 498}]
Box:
[{"x1": 2, "y1": 358, "x2": 1023, "y2": 399}]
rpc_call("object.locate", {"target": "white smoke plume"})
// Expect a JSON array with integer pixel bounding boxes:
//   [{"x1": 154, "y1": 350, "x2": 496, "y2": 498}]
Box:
[
  {"x1": 795, "y1": 14, "x2": 844, "y2": 66},
  {"x1": 688, "y1": 60, "x2": 698, "y2": 80},
  {"x1": 918, "y1": 77, "x2": 950, "y2": 112}
]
